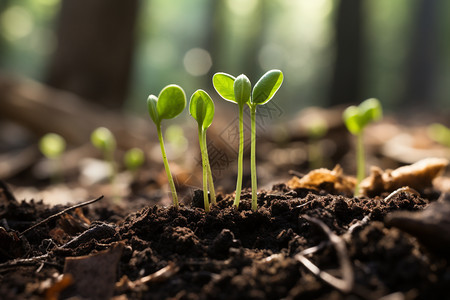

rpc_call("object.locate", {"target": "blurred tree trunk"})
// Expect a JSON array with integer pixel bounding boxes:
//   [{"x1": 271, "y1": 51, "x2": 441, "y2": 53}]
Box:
[
  {"x1": 402, "y1": 0, "x2": 438, "y2": 109},
  {"x1": 46, "y1": 0, "x2": 139, "y2": 109},
  {"x1": 329, "y1": 0, "x2": 363, "y2": 105}
]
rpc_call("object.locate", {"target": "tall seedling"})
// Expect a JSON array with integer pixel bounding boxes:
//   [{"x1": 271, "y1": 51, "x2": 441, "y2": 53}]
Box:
[
  {"x1": 147, "y1": 85, "x2": 186, "y2": 208},
  {"x1": 343, "y1": 98, "x2": 383, "y2": 197},
  {"x1": 189, "y1": 90, "x2": 216, "y2": 212},
  {"x1": 213, "y1": 70, "x2": 283, "y2": 210},
  {"x1": 249, "y1": 70, "x2": 284, "y2": 210},
  {"x1": 213, "y1": 73, "x2": 251, "y2": 209}
]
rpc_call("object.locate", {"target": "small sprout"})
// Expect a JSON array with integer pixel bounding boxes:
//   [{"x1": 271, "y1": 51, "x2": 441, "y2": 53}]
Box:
[
  {"x1": 213, "y1": 72, "x2": 250, "y2": 209},
  {"x1": 343, "y1": 98, "x2": 383, "y2": 196},
  {"x1": 213, "y1": 69, "x2": 283, "y2": 210},
  {"x1": 91, "y1": 127, "x2": 117, "y2": 183},
  {"x1": 189, "y1": 89, "x2": 216, "y2": 212},
  {"x1": 147, "y1": 84, "x2": 186, "y2": 208},
  {"x1": 39, "y1": 133, "x2": 66, "y2": 159},
  {"x1": 39, "y1": 133, "x2": 66, "y2": 183},
  {"x1": 427, "y1": 123, "x2": 450, "y2": 148},
  {"x1": 124, "y1": 147, "x2": 145, "y2": 172}
]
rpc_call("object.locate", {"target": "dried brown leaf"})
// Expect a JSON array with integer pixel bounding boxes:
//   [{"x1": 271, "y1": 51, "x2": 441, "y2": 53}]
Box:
[
  {"x1": 360, "y1": 157, "x2": 448, "y2": 197},
  {"x1": 288, "y1": 165, "x2": 356, "y2": 197}
]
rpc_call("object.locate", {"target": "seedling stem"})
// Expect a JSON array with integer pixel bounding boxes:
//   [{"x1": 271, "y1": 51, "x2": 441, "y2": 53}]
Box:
[
  {"x1": 234, "y1": 104, "x2": 245, "y2": 208},
  {"x1": 250, "y1": 105, "x2": 258, "y2": 211},
  {"x1": 156, "y1": 124, "x2": 179, "y2": 207}
]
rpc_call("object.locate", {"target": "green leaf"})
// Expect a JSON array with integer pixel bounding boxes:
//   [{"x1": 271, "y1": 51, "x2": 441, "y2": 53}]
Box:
[
  {"x1": 343, "y1": 98, "x2": 383, "y2": 135},
  {"x1": 147, "y1": 95, "x2": 160, "y2": 125},
  {"x1": 91, "y1": 127, "x2": 116, "y2": 152},
  {"x1": 252, "y1": 69, "x2": 283, "y2": 105},
  {"x1": 343, "y1": 106, "x2": 362, "y2": 135},
  {"x1": 359, "y1": 98, "x2": 382, "y2": 126},
  {"x1": 190, "y1": 89, "x2": 215, "y2": 130},
  {"x1": 157, "y1": 84, "x2": 186, "y2": 120},
  {"x1": 233, "y1": 74, "x2": 251, "y2": 107},
  {"x1": 39, "y1": 133, "x2": 66, "y2": 159},
  {"x1": 213, "y1": 72, "x2": 236, "y2": 103}
]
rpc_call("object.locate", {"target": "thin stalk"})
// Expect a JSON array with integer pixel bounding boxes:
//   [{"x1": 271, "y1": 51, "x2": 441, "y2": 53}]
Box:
[
  {"x1": 355, "y1": 133, "x2": 365, "y2": 197},
  {"x1": 156, "y1": 124, "x2": 179, "y2": 207},
  {"x1": 234, "y1": 105, "x2": 244, "y2": 208},
  {"x1": 203, "y1": 132, "x2": 216, "y2": 205},
  {"x1": 199, "y1": 128, "x2": 210, "y2": 212},
  {"x1": 250, "y1": 106, "x2": 258, "y2": 211}
]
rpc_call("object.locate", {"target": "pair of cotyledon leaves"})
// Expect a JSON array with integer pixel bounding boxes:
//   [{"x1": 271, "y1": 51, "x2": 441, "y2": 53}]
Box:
[
  {"x1": 146, "y1": 84, "x2": 214, "y2": 130},
  {"x1": 343, "y1": 98, "x2": 383, "y2": 135},
  {"x1": 212, "y1": 69, "x2": 284, "y2": 107},
  {"x1": 147, "y1": 69, "x2": 284, "y2": 130}
]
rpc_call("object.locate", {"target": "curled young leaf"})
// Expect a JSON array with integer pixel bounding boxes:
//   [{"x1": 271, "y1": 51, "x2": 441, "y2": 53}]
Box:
[
  {"x1": 213, "y1": 72, "x2": 236, "y2": 103},
  {"x1": 157, "y1": 84, "x2": 186, "y2": 120},
  {"x1": 190, "y1": 90, "x2": 215, "y2": 130},
  {"x1": 252, "y1": 69, "x2": 284, "y2": 105},
  {"x1": 233, "y1": 74, "x2": 251, "y2": 107},
  {"x1": 147, "y1": 95, "x2": 160, "y2": 125}
]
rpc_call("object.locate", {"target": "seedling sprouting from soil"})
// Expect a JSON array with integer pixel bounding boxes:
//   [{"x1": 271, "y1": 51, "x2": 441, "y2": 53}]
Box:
[
  {"x1": 249, "y1": 70, "x2": 284, "y2": 210},
  {"x1": 147, "y1": 85, "x2": 186, "y2": 208},
  {"x1": 213, "y1": 70, "x2": 283, "y2": 210},
  {"x1": 213, "y1": 73, "x2": 251, "y2": 209},
  {"x1": 343, "y1": 98, "x2": 383, "y2": 196},
  {"x1": 427, "y1": 123, "x2": 450, "y2": 148},
  {"x1": 124, "y1": 147, "x2": 145, "y2": 176},
  {"x1": 39, "y1": 133, "x2": 66, "y2": 183},
  {"x1": 189, "y1": 90, "x2": 216, "y2": 212},
  {"x1": 91, "y1": 127, "x2": 117, "y2": 183}
]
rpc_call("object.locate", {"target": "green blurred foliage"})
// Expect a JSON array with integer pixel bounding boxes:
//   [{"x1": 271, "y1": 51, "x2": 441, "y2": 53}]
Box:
[{"x1": 0, "y1": 0, "x2": 449, "y2": 118}]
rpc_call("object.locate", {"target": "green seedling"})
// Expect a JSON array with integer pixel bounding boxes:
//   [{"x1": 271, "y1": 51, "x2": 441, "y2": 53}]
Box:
[
  {"x1": 147, "y1": 84, "x2": 186, "y2": 208},
  {"x1": 124, "y1": 147, "x2": 145, "y2": 174},
  {"x1": 213, "y1": 70, "x2": 283, "y2": 210},
  {"x1": 189, "y1": 89, "x2": 216, "y2": 212},
  {"x1": 39, "y1": 133, "x2": 66, "y2": 183},
  {"x1": 213, "y1": 72, "x2": 251, "y2": 209},
  {"x1": 305, "y1": 117, "x2": 328, "y2": 170},
  {"x1": 427, "y1": 123, "x2": 450, "y2": 148},
  {"x1": 343, "y1": 98, "x2": 383, "y2": 197},
  {"x1": 91, "y1": 127, "x2": 117, "y2": 183}
]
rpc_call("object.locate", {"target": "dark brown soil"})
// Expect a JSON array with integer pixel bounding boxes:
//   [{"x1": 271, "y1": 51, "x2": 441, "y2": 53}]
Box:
[{"x1": 1, "y1": 181, "x2": 449, "y2": 300}]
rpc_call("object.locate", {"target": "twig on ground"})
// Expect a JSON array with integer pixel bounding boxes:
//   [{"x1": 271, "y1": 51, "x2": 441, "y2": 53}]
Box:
[
  {"x1": 20, "y1": 195, "x2": 104, "y2": 236},
  {"x1": 295, "y1": 215, "x2": 354, "y2": 293},
  {"x1": 383, "y1": 186, "x2": 420, "y2": 203}
]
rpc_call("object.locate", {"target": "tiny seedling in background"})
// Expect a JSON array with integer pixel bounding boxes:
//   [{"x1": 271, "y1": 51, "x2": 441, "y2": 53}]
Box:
[
  {"x1": 124, "y1": 147, "x2": 145, "y2": 175},
  {"x1": 91, "y1": 127, "x2": 117, "y2": 183},
  {"x1": 213, "y1": 70, "x2": 283, "y2": 210},
  {"x1": 213, "y1": 73, "x2": 251, "y2": 209},
  {"x1": 147, "y1": 84, "x2": 186, "y2": 208},
  {"x1": 39, "y1": 133, "x2": 66, "y2": 183},
  {"x1": 305, "y1": 116, "x2": 328, "y2": 170},
  {"x1": 427, "y1": 123, "x2": 450, "y2": 148},
  {"x1": 343, "y1": 98, "x2": 383, "y2": 197},
  {"x1": 190, "y1": 89, "x2": 216, "y2": 212}
]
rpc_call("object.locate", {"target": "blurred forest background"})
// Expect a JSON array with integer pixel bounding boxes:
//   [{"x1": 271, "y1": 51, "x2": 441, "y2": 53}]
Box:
[
  {"x1": 1, "y1": 0, "x2": 450, "y2": 193},
  {"x1": 1, "y1": 0, "x2": 449, "y2": 116}
]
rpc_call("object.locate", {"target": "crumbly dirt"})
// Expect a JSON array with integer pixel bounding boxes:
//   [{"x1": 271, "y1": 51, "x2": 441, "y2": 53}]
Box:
[{"x1": 0, "y1": 183, "x2": 449, "y2": 300}]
